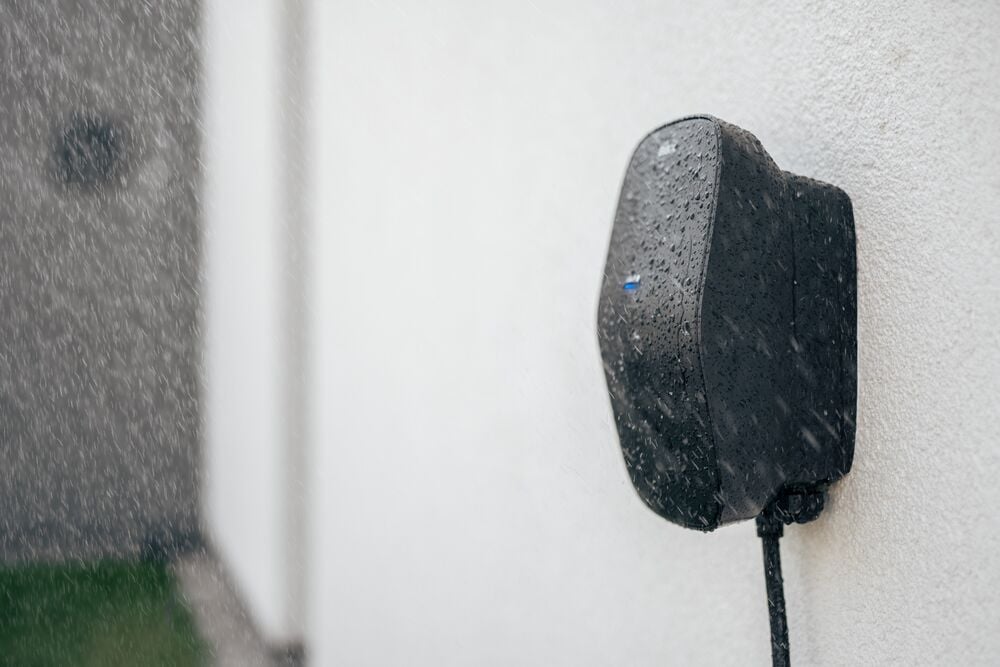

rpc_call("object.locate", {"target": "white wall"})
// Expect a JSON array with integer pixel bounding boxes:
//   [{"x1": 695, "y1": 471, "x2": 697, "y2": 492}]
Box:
[
  {"x1": 202, "y1": 0, "x2": 304, "y2": 645},
  {"x1": 306, "y1": 1, "x2": 1000, "y2": 665}
]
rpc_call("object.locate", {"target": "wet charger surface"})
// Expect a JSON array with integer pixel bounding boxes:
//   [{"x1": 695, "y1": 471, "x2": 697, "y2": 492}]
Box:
[{"x1": 598, "y1": 117, "x2": 856, "y2": 530}]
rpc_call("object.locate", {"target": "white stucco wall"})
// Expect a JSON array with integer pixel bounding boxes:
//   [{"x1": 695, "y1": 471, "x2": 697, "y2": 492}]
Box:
[
  {"x1": 202, "y1": 0, "x2": 304, "y2": 644},
  {"x1": 305, "y1": 1, "x2": 1000, "y2": 664}
]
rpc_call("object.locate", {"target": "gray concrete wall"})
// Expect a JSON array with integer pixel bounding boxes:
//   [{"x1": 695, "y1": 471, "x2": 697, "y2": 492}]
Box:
[{"x1": 0, "y1": 0, "x2": 201, "y2": 561}]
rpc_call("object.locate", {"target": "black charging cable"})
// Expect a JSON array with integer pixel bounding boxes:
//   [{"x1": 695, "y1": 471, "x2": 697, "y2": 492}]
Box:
[
  {"x1": 755, "y1": 489, "x2": 825, "y2": 667},
  {"x1": 756, "y1": 508, "x2": 789, "y2": 667}
]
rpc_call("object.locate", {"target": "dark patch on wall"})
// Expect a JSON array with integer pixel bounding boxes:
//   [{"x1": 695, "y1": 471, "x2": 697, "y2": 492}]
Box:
[{"x1": 53, "y1": 112, "x2": 130, "y2": 188}]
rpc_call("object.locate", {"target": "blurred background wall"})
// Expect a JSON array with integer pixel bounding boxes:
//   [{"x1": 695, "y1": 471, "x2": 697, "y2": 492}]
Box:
[
  {"x1": 0, "y1": 0, "x2": 201, "y2": 563},
  {"x1": 302, "y1": 1, "x2": 1000, "y2": 665},
  {"x1": 202, "y1": 0, "x2": 307, "y2": 648}
]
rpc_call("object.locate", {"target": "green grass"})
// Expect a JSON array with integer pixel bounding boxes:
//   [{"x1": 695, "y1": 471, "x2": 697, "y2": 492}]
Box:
[{"x1": 0, "y1": 561, "x2": 207, "y2": 667}]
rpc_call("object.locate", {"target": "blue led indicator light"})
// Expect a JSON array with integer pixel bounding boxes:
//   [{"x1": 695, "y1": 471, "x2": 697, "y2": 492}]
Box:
[{"x1": 623, "y1": 274, "x2": 641, "y2": 291}]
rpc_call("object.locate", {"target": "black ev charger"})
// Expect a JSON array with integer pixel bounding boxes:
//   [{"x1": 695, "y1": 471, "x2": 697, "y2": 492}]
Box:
[{"x1": 597, "y1": 116, "x2": 856, "y2": 667}]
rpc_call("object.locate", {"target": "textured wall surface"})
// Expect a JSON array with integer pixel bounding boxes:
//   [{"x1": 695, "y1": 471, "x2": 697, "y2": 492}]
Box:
[
  {"x1": 0, "y1": 0, "x2": 201, "y2": 562},
  {"x1": 307, "y1": 1, "x2": 1000, "y2": 664}
]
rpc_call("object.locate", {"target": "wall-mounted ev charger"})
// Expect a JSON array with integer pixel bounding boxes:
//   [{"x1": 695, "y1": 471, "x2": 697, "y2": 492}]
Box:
[{"x1": 597, "y1": 116, "x2": 856, "y2": 667}]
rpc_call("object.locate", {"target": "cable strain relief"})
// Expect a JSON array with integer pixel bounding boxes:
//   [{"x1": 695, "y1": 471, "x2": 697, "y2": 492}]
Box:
[{"x1": 758, "y1": 487, "x2": 827, "y2": 537}]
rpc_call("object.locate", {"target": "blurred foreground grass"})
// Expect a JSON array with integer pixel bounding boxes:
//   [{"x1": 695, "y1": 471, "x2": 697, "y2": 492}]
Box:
[{"x1": 0, "y1": 561, "x2": 206, "y2": 667}]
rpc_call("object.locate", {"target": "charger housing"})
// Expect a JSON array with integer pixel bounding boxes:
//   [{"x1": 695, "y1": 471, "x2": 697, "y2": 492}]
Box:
[{"x1": 598, "y1": 116, "x2": 856, "y2": 530}]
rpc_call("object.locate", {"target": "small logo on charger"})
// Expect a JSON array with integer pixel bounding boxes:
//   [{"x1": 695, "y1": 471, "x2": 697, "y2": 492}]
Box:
[{"x1": 657, "y1": 142, "x2": 677, "y2": 157}]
